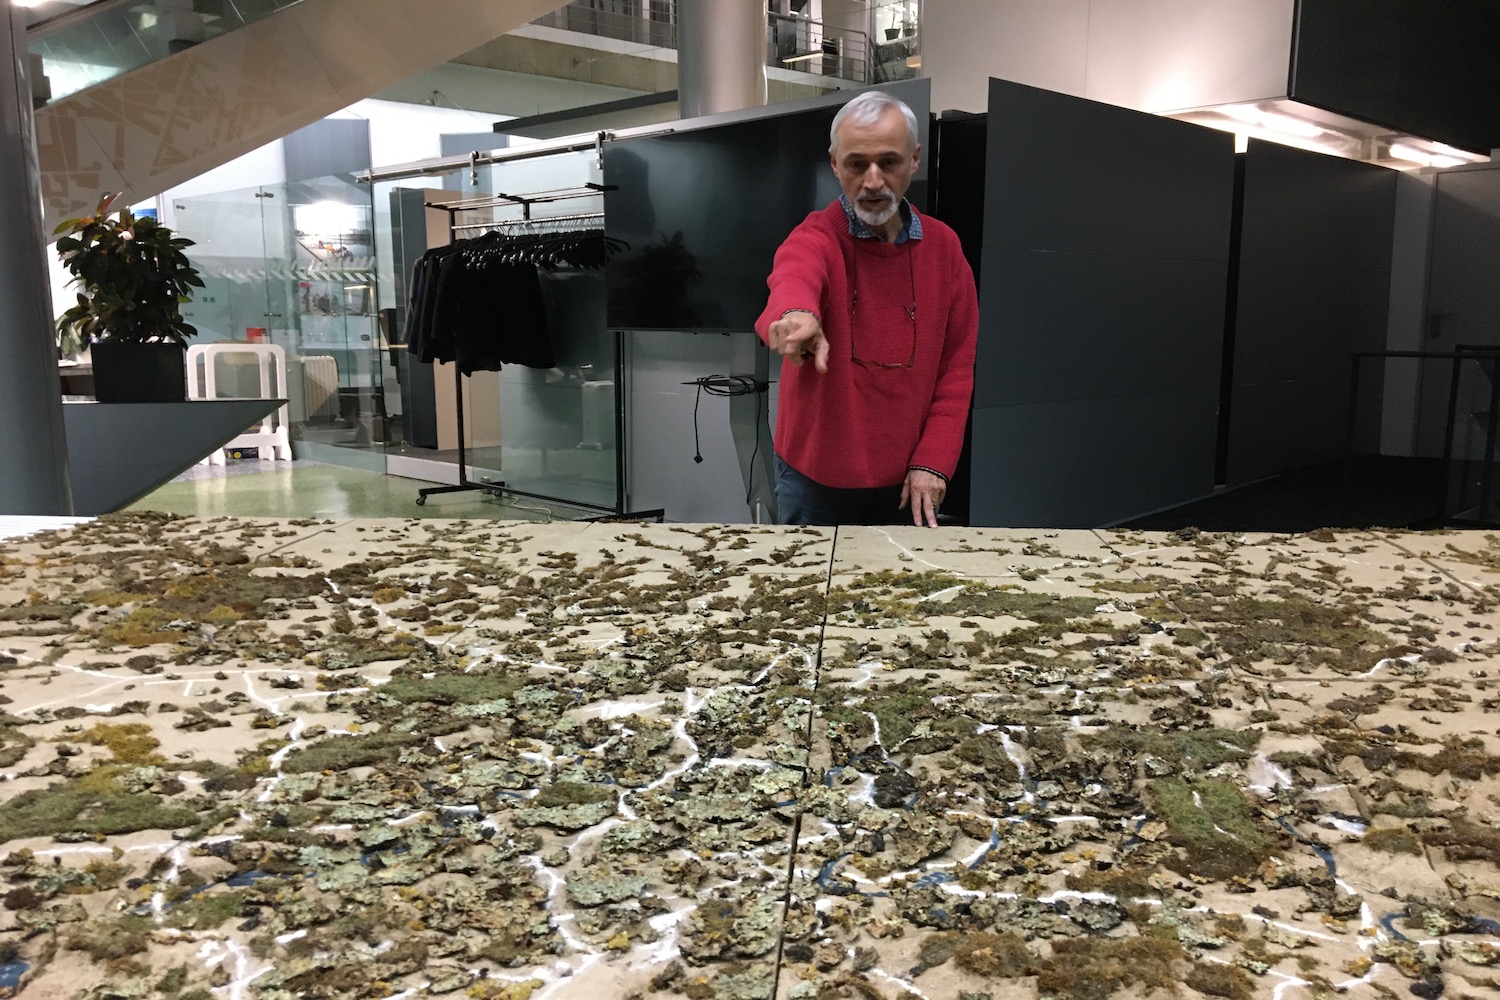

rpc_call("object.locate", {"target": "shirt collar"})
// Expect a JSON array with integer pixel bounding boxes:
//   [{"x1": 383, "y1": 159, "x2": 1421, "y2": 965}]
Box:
[{"x1": 839, "y1": 193, "x2": 923, "y2": 245}]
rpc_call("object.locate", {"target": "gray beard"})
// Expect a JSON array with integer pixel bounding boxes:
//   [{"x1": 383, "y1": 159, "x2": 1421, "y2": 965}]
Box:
[{"x1": 854, "y1": 197, "x2": 899, "y2": 229}]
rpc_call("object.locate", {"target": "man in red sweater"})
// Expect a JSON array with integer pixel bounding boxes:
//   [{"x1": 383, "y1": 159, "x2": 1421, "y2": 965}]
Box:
[{"x1": 755, "y1": 90, "x2": 978, "y2": 527}]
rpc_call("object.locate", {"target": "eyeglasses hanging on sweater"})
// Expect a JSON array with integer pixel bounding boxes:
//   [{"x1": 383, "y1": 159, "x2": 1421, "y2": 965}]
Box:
[{"x1": 403, "y1": 228, "x2": 627, "y2": 375}]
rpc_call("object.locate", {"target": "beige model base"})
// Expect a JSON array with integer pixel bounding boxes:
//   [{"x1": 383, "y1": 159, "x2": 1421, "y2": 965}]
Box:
[{"x1": 0, "y1": 516, "x2": 1496, "y2": 999}]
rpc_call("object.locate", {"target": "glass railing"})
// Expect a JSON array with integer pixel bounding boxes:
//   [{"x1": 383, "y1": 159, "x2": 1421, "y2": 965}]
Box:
[
  {"x1": 530, "y1": 1, "x2": 676, "y2": 48},
  {"x1": 767, "y1": 12, "x2": 870, "y2": 85},
  {"x1": 168, "y1": 172, "x2": 388, "y2": 472},
  {"x1": 27, "y1": 0, "x2": 305, "y2": 106},
  {"x1": 530, "y1": 1, "x2": 881, "y2": 86},
  {"x1": 371, "y1": 149, "x2": 621, "y2": 512}
]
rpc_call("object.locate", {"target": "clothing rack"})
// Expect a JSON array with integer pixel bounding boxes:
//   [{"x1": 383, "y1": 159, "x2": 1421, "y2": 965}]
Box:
[
  {"x1": 413, "y1": 191, "x2": 663, "y2": 522},
  {"x1": 453, "y1": 211, "x2": 610, "y2": 234}
]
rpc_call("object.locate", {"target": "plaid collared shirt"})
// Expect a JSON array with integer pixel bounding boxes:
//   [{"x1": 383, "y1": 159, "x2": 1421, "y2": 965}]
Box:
[{"x1": 838, "y1": 193, "x2": 923, "y2": 245}]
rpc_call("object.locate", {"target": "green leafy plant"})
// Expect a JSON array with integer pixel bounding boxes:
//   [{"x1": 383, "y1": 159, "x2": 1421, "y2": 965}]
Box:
[{"x1": 54, "y1": 193, "x2": 204, "y2": 357}]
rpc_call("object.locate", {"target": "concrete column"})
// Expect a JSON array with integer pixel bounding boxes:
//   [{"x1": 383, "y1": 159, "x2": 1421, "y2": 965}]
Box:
[
  {"x1": 0, "y1": 8, "x2": 72, "y2": 514},
  {"x1": 678, "y1": 0, "x2": 766, "y2": 118}
]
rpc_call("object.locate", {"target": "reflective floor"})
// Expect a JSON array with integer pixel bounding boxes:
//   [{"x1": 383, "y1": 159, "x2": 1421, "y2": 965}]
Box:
[{"x1": 126, "y1": 459, "x2": 593, "y2": 521}]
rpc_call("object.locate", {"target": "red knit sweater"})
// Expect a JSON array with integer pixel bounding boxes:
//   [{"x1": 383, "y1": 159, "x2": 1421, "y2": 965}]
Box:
[{"x1": 755, "y1": 202, "x2": 978, "y2": 489}]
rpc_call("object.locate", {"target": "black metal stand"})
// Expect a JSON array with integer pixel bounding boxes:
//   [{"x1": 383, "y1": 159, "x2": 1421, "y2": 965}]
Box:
[
  {"x1": 411, "y1": 191, "x2": 662, "y2": 522},
  {"x1": 415, "y1": 359, "x2": 482, "y2": 505}
]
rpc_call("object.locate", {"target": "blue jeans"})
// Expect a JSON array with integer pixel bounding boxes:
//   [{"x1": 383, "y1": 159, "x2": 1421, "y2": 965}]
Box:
[{"x1": 774, "y1": 454, "x2": 908, "y2": 526}]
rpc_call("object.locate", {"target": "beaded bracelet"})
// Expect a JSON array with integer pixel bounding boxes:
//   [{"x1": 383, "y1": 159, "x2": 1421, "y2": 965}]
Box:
[{"x1": 907, "y1": 465, "x2": 948, "y2": 482}]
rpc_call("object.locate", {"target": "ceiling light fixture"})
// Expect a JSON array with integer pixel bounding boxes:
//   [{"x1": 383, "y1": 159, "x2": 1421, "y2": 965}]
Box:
[
  {"x1": 1387, "y1": 143, "x2": 1429, "y2": 165},
  {"x1": 781, "y1": 52, "x2": 822, "y2": 64},
  {"x1": 1387, "y1": 144, "x2": 1465, "y2": 169},
  {"x1": 1170, "y1": 101, "x2": 1491, "y2": 171},
  {"x1": 1215, "y1": 104, "x2": 1324, "y2": 138}
]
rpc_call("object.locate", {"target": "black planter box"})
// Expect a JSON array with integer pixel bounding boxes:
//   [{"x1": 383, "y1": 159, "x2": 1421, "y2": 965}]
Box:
[{"x1": 90, "y1": 341, "x2": 187, "y2": 404}]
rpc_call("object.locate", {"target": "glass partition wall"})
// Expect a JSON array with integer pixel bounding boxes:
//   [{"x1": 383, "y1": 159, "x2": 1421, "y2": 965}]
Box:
[
  {"x1": 171, "y1": 149, "x2": 618, "y2": 516},
  {"x1": 167, "y1": 174, "x2": 385, "y2": 471},
  {"x1": 372, "y1": 147, "x2": 618, "y2": 515}
]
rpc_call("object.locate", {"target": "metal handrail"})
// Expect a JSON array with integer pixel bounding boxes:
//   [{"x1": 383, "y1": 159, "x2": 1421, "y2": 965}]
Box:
[
  {"x1": 530, "y1": 2, "x2": 676, "y2": 48},
  {"x1": 767, "y1": 11, "x2": 870, "y2": 85},
  {"x1": 357, "y1": 124, "x2": 677, "y2": 185},
  {"x1": 531, "y1": 0, "x2": 874, "y2": 85}
]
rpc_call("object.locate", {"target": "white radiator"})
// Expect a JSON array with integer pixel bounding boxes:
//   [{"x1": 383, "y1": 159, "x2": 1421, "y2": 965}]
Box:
[{"x1": 300, "y1": 355, "x2": 340, "y2": 420}]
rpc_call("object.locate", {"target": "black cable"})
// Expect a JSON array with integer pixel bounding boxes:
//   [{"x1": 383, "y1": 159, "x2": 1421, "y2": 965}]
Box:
[{"x1": 682, "y1": 374, "x2": 769, "y2": 505}]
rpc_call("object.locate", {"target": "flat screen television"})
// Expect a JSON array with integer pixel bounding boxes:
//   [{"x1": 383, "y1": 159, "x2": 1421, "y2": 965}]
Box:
[{"x1": 603, "y1": 107, "x2": 846, "y2": 332}]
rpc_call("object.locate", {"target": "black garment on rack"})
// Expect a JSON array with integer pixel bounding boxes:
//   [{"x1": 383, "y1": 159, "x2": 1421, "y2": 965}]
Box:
[
  {"x1": 403, "y1": 229, "x2": 619, "y2": 375},
  {"x1": 403, "y1": 242, "x2": 464, "y2": 363}
]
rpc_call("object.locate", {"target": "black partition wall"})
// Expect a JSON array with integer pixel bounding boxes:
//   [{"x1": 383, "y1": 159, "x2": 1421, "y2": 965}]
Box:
[
  {"x1": 1225, "y1": 139, "x2": 1397, "y2": 486},
  {"x1": 969, "y1": 79, "x2": 1236, "y2": 527}
]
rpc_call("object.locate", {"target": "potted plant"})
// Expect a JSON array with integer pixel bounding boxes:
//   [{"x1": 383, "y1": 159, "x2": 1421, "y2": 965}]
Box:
[{"x1": 54, "y1": 193, "x2": 204, "y2": 403}]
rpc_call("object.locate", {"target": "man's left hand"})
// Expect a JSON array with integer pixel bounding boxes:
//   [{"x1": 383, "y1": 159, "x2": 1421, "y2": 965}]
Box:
[{"x1": 899, "y1": 469, "x2": 946, "y2": 528}]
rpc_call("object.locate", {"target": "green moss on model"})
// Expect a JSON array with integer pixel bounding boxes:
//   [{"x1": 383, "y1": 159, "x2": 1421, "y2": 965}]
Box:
[
  {"x1": 374, "y1": 672, "x2": 526, "y2": 706},
  {"x1": 1080, "y1": 728, "x2": 1260, "y2": 774},
  {"x1": 166, "y1": 889, "x2": 247, "y2": 930},
  {"x1": 1150, "y1": 778, "x2": 1277, "y2": 880},
  {"x1": 279, "y1": 730, "x2": 423, "y2": 774},
  {"x1": 0, "y1": 769, "x2": 201, "y2": 841},
  {"x1": 1363, "y1": 827, "x2": 1423, "y2": 855}
]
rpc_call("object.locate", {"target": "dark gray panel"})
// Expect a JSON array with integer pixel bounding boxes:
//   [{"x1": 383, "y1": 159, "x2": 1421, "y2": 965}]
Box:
[
  {"x1": 983, "y1": 78, "x2": 1236, "y2": 260},
  {"x1": 968, "y1": 390, "x2": 1219, "y2": 527},
  {"x1": 974, "y1": 248, "x2": 1226, "y2": 409},
  {"x1": 1226, "y1": 379, "x2": 1355, "y2": 484},
  {"x1": 1238, "y1": 140, "x2": 1398, "y2": 267},
  {"x1": 64, "y1": 400, "x2": 281, "y2": 515},
  {"x1": 393, "y1": 188, "x2": 437, "y2": 449},
  {"x1": 1427, "y1": 168, "x2": 1500, "y2": 348},
  {"x1": 1413, "y1": 168, "x2": 1500, "y2": 457},
  {"x1": 1232, "y1": 263, "x2": 1391, "y2": 383},
  {"x1": 283, "y1": 119, "x2": 371, "y2": 183},
  {"x1": 1227, "y1": 140, "x2": 1398, "y2": 485},
  {"x1": 968, "y1": 78, "x2": 1233, "y2": 526}
]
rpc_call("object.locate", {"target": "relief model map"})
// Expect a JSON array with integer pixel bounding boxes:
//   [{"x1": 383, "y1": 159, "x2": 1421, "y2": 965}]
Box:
[{"x1": 0, "y1": 513, "x2": 1497, "y2": 1000}]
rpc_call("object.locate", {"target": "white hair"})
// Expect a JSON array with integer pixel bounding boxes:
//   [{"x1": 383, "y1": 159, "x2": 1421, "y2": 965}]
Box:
[{"x1": 829, "y1": 90, "x2": 919, "y2": 154}]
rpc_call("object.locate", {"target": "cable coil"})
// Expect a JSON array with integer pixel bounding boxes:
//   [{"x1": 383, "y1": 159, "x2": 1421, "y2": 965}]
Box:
[{"x1": 684, "y1": 374, "x2": 769, "y2": 504}]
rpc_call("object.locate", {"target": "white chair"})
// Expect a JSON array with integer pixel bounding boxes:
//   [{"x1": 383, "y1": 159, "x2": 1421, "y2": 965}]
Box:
[{"x1": 186, "y1": 343, "x2": 293, "y2": 464}]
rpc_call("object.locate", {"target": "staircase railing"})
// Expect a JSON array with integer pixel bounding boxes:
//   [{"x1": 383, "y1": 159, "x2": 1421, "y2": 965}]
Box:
[{"x1": 27, "y1": 0, "x2": 305, "y2": 107}]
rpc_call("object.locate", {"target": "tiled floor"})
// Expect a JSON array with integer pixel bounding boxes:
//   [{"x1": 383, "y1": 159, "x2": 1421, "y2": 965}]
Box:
[
  {"x1": 127, "y1": 459, "x2": 598, "y2": 521},
  {"x1": 0, "y1": 515, "x2": 1497, "y2": 1000}
]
